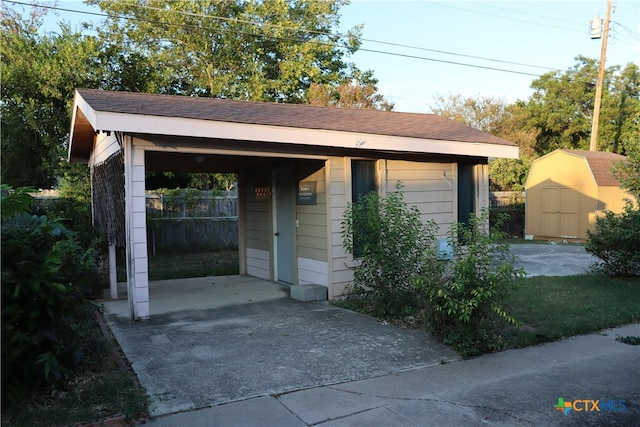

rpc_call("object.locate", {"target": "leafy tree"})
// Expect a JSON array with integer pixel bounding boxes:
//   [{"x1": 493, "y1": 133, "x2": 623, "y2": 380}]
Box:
[
  {"x1": 308, "y1": 70, "x2": 394, "y2": 110},
  {"x1": 488, "y1": 157, "x2": 532, "y2": 192},
  {"x1": 1, "y1": 3, "x2": 101, "y2": 189},
  {"x1": 612, "y1": 146, "x2": 640, "y2": 201},
  {"x1": 429, "y1": 94, "x2": 535, "y2": 191},
  {"x1": 525, "y1": 56, "x2": 640, "y2": 155},
  {"x1": 88, "y1": 0, "x2": 365, "y2": 102},
  {"x1": 429, "y1": 93, "x2": 509, "y2": 134}
]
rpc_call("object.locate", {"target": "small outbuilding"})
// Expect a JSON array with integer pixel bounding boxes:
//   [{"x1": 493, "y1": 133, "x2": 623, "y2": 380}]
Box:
[
  {"x1": 68, "y1": 89, "x2": 518, "y2": 320},
  {"x1": 525, "y1": 149, "x2": 632, "y2": 240}
]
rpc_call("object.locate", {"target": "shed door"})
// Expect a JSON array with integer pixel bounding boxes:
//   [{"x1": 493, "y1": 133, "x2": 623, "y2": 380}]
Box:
[
  {"x1": 273, "y1": 169, "x2": 295, "y2": 284},
  {"x1": 541, "y1": 187, "x2": 579, "y2": 238}
]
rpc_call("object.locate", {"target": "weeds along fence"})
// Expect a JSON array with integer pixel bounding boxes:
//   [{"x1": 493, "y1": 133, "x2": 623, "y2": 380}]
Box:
[
  {"x1": 489, "y1": 191, "x2": 525, "y2": 238},
  {"x1": 146, "y1": 191, "x2": 238, "y2": 255}
]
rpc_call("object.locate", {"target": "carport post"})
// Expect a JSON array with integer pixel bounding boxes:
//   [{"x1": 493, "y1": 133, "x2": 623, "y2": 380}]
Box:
[
  {"x1": 123, "y1": 137, "x2": 150, "y2": 320},
  {"x1": 109, "y1": 243, "x2": 117, "y2": 299}
]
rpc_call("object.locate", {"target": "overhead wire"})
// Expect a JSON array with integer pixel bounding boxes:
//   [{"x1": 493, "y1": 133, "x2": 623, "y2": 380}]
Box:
[
  {"x1": 4, "y1": 0, "x2": 637, "y2": 88},
  {"x1": 4, "y1": 0, "x2": 563, "y2": 77}
]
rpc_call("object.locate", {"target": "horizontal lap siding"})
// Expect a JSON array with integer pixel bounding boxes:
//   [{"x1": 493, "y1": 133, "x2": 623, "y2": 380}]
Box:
[
  {"x1": 298, "y1": 257, "x2": 329, "y2": 286},
  {"x1": 327, "y1": 157, "x2": 350, "y2": 298},
  {"x1": 246, "y1": 248, "x2": 270, "y2": 280},
  {"x1": 296, "y1": 167, "x2": 328, "y2": 285},
  {"x1": 386, "y1": 160, "x2": 455, "y2": 238},
  {"x1": 92, "y1": 132, "x2": 120, "y2": 165},
  {"x1": 245, "y1": 172, "x2": 271, "y2": 279},
  {"x1": 245, "y1": 203, "x2": 270, "y2": 251}
]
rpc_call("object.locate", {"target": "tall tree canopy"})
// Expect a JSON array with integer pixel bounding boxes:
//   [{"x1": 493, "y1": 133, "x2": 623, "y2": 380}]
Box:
[
  {"x1": 2, "y1": 0, "x2": 391, "y2": 189},
  {"x1": 88, "y1": 0, "x2": 363, "y2": 102},
  {"x1": 430, "y1": 57, "x2": 640, "y2": 191},
  {"x1": 1, "y1": 4, "x2": 101, "y2": 188},
  {"x1": 525, "y1": 56, "x2": 640, "y2": 155}
]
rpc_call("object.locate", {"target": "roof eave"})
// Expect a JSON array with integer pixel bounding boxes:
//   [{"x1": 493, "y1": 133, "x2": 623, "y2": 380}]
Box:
[
  {"x1": 86, "y1": 110, "x2": 518, "y2": 159},
  {"x1": 68, "y1": 90, "x2": 99, "y2": 163}
]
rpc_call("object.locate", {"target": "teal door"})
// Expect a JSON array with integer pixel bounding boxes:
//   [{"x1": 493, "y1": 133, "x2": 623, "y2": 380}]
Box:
[{"x1": 274, "y1": 169, "x2": 295, "y2": 284}]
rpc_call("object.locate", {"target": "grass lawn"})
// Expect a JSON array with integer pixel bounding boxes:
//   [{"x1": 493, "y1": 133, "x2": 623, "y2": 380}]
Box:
[
  {"x1": 336, "y1": 274, "x2": 640, "y2": 354},
  {"x1": 117, "y1": 249, "x2": 240, "y2": 281},
  {"x1": 502, "y1": 275, "x2": 640, "y2": 348}
]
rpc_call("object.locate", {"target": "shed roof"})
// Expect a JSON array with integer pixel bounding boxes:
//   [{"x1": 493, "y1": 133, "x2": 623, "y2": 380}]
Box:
[
  {"x1": 560, "y1": 149, "x2": 626, "y2": 186},
  {"x1": 69, "y1": 89, "x2": 518, "y2": 162}
]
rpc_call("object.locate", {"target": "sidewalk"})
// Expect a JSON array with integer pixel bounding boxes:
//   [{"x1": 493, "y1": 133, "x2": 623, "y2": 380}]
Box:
[{"x1": 139, "y1": 323, "x2": 639, "y2": 427}]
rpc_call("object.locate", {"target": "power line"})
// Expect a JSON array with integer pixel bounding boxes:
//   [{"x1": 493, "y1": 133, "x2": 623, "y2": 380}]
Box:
[
  {"x1": 4, "y1": 0, "x2": 560, "y2": 76},
  {"x1": 4, "y1": 0, "x2": 633, "y2": 87},
  {"x1": 428, "y1": 1, "x2": 587, "y2": 35}
]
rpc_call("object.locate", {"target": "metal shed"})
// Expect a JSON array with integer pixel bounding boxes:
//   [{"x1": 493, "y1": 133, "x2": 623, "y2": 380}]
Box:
[{"x1": 524, "y1": 149, "x2": 633, "y2": 240}]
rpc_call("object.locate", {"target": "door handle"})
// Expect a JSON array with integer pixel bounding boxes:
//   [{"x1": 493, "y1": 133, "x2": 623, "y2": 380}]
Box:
[{"x1": 275, "y1": 232, "x2": 280, "y2": 236}]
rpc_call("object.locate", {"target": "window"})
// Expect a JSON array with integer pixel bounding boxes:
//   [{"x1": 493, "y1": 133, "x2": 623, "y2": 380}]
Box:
[
  {"x1": 457, "y1": 163, "x2": 475, "y2": 227},
  {"x1": 351, "y1": 160, "x2": 377, "y2": 258},
  {"x1": 352, "y1": 160, "x2": 377, "y2": 203}
]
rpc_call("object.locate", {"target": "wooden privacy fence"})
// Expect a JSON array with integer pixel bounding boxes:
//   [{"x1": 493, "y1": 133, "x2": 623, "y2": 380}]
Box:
[
  {"x1": 489, "y1": 191, "x2": 526, "y2": 238},
  {"x1": 146, "y1": 191, "x2": 239, "y2": 254},
  {"x1": 489, "y1": 191, "x2": 525, "y2": 207}
]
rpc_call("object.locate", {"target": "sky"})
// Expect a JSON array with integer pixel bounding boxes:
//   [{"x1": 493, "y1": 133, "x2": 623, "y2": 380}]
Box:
[{"x1": 16, "y1": 0, "x2": 640, "y2": 113}]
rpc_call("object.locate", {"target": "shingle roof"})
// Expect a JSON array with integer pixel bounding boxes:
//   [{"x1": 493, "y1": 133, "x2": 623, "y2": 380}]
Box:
[
  {"x1": 561, "y1": 149, "x2": 626, "y2": 186},
  {"x1": 75, "y1": 89, "x2": 515, "y2": 146}
]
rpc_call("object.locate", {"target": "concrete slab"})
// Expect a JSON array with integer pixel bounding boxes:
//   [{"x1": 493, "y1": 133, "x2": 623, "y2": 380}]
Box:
[
  {"x1": 100, "y1": 275, "x2": 289, "y2": 317},
  {"x1": 290, "y1": 284, "x2": 328, "y2": 301},
  {"x1": 277, "y1": 324, "x2": 640, "y2": 427},
  {"x1": 137, "y1": 396, "x2": 305, "y2": 427},
  {"x1": 106, "y1": 244, "x2": 634, "y2": 426},
  {"x1": 509, "y1": 243, "x2": 597, "y2": 276},
  {"x1": 103, "y1": 291, "x2": 457, "y2": 417}
]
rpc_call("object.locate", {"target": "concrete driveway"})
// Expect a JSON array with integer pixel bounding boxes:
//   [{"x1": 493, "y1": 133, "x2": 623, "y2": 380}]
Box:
[
  {"x1": 101, "y1": 276, "x2": 458, "y2": 417},
  {"x1": 101, "y1": 243, "x2": 603, "y2": 419},
  {"x1": 510, "y1": 242, "x2": 598, "y2": 276}
]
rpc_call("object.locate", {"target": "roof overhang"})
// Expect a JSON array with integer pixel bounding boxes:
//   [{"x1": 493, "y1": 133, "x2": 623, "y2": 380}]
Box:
[{"x1": 69, "y1": 90, "x2": 519, "y2": 163}]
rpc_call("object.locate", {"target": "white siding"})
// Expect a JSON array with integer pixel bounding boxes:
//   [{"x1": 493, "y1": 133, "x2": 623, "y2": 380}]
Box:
[
  {"x1": 475, "y1": 164, "x2": 490, "y2": 214},
  {"x1": 296, "y1": 166, "x2": 327, "y2": 262},
  {"x1": 386, "y1": 160, "x2": 456, "y2": 237},
  {"x1": 125, "y1": 137, "x2": 149, "y2": 319},
  {"x1": 247, "y1": 248, "x2": 270, "y2": 280},
  {"x1": 244, "y1": 172, "x2": 272, "y2": 280},
  {"x1": 297, "y1": 257, "x2": 329, "y2": 286},
  {"x1": 92, "y1": 132, "x2": 120, "y2": 165},
  {"x1": 326, "y1": 157, "x2": 351, "y2": 299}
]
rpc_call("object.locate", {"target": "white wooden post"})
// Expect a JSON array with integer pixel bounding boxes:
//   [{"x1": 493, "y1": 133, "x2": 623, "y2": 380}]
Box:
[
  {"x1": 109, "y1": 243, "x2": 117, "y2": 299},
  {"x1": 124, "y1": 136, "x2": 150, "y2": 320}
]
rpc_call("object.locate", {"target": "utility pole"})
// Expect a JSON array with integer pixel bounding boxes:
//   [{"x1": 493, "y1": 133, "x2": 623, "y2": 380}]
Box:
[{"x1": 589, "y1": 0, "x2": 613, "y2": 152}]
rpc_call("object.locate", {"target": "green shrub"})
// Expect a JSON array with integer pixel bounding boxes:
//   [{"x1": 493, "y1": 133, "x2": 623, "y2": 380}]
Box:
[
  {"x1": 489, "y1": 203, "x2": 524, "y2": 238},
  {"x1": 340, "y1": 187, "x2": 523, "y2": 357},
  {"x1": 414, "y1": 209, "x2": 524, "y2": 357},
  {"x1": 586, "y1": 201, "x2": 640, "y2": 277},
  {"x1": 1, "y1": 188, "x2": 101, "y2": 407},
  {"x1": 341, "y1": 183, "x2": 443, "y2": 315}
]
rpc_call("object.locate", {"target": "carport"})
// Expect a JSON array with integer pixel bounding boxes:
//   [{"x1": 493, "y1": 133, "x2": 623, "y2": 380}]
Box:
[{"x1": 69, "y1": 89, "x2": 518, "y2": 320}]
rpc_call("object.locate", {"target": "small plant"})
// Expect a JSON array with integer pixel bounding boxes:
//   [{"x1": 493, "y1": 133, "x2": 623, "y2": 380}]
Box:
[
  {"x1": 586, "y1": 200, "x2": 640, "y2": 277},
  {"x1": 341, "y1": 182, "x2": 442, "y2": 315},
  {"x1": 616, "y1": 336, "x2": 640, "y2": 345},
  {"x1": 414, "y1": 209, "x2": 525, "y2": 357}
]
